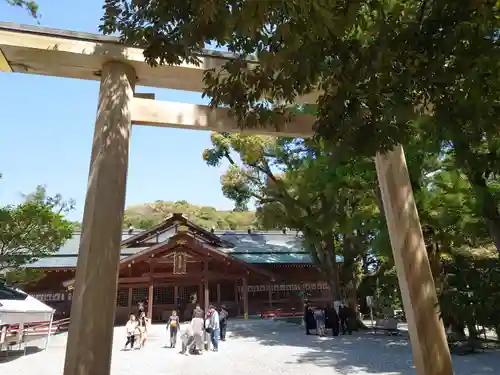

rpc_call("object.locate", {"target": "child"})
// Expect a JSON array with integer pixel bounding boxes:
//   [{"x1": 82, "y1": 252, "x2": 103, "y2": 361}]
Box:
[
  {"x1": 124, "y1": 313, "x2": 137, "y2": 350},
  {"x1": 167, "y1": 310, "x2": 180, "y2": 348}
]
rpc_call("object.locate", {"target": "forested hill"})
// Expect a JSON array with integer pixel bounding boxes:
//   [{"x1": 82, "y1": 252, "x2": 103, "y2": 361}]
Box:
[{"x1": 123, "y1": 200, "x2": 256, "y2": 230}]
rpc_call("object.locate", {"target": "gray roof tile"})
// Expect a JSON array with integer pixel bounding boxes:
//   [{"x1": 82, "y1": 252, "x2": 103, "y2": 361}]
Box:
[{"x1": 25, "y1": 229, "x2": 344, "y2": 268}]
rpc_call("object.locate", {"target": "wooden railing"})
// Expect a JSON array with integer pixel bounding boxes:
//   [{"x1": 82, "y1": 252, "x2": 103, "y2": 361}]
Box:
[
  {"x1": 260, "y1": 308, "x2": 302, "y2": 319},
  {"x1": 6, "y1": 317, "x2": 70, "y2": 339}
]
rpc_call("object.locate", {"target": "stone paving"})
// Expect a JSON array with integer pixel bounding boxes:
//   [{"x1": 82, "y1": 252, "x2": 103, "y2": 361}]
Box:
[{"x1": 1, "y1": 319, "x2": 499, "y2": 375}]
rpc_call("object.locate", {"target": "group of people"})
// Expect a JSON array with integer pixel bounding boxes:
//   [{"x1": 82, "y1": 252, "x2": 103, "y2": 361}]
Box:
[
  {"x1": 124, "y1": 302, "x2": 229, "y2": 355},
  {"x1": 177, "y1": 304, "x2": 229, "y2": 355},
  {"x1": 124, "y1": 311, "x2": 150, "y2": 350},
  {"x1": 304, "y1": 301, "x2": 355, "y2": 336}
]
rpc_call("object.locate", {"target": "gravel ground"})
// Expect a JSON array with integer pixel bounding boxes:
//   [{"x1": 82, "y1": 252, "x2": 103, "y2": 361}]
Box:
[{"x1": 1, "y1": 319, "x2": 499, "y2": 375}]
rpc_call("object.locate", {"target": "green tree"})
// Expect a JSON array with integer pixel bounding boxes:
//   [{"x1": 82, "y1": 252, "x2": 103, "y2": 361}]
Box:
[
  {"x1": 203, "y1": 131, "x2": 379, "y2": 307},
  {"x1": 0, "y1": 185, "x2": 74, "y2": 273},
  {"x1": 101, "y1": 0, "x2": 500, "y2": 251},
  {"x1": 124, "y1": 200, "x2": 256, "y2": 230}
]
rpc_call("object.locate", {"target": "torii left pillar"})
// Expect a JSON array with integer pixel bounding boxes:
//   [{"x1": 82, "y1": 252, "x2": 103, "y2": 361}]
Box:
[{"x1": 63, "y1": 61, "x2": 136, "y2": 375}]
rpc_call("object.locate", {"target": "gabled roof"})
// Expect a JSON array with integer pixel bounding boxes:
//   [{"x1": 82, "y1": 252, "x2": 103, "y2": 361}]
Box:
[
  {"x1": 118, "y1": 231, "x2": 276, "y2": 280},
  {"x1": 26, "y1": 213, "x2": 344, "y2": 269},
  {"x1": 120, "y1": 213, "x2": 233, "y2": 249}
]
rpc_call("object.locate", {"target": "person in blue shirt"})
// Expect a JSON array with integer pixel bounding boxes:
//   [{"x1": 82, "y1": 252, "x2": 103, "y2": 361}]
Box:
[{"x1": 208, "y1": 305, "x2": 220, "y2": 352}]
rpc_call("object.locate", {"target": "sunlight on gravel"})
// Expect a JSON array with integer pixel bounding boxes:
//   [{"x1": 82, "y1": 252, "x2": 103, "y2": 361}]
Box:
[{"x1": 1, "y1": 320, "x2": 499, "y2": 375}]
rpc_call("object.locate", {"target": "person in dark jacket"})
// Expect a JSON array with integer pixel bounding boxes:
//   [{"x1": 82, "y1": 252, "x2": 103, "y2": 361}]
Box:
[
  {"x1": 304, "y1": 301, "x2": 315, "y2": 335},
  {"x1": 219, "y1": 305, "x2": 229, "y2": 341},
  {"x1": 338, "y1": 303, "x2": 352, "y2": 335},
  {"x1": 325, "y1": 304, "x2": 340, "y2": 336}
]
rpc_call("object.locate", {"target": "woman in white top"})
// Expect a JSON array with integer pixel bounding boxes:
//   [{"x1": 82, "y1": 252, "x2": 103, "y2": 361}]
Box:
[
  {"x1": 124, "y1": 313, "x2": 137, "y2": 350},
  {"x1": 137, "y1": 311, "x2": 149, "y2": 348}
]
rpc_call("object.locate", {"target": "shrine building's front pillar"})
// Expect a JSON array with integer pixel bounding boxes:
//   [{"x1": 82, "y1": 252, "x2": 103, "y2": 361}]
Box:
[
  {"x1": 63, "y1": 61, "x2": 136, "y2": 375},
  {"x1": 375, "y1": 145, "x2": 453, "y2": 375},
  {"x1": 242, "y1": 277, "x2": 249, "y2": 319}
]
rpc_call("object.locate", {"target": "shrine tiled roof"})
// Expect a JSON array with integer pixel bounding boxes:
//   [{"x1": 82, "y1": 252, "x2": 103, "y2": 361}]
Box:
[
  {"x1": 217, "y1": 231, "x2": 344, "y2": 264},
  {"x1": 25, "y1": 216, "x2": 344, "y2": 268}
]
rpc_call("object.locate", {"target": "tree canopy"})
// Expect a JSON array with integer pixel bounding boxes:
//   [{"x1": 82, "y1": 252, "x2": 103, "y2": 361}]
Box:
[
  {"x1": 124, "y1": 200, "x2": 257, "y2": 230},
  {"x1": 102, "y1": 1, "x2": 500, "y2": 157},
  {"x1": 0, "y1": 185, "x2": 74, "y2": 273},
  {"x1": 101, "y1": 1, "x2": 500, "y2": 254}
]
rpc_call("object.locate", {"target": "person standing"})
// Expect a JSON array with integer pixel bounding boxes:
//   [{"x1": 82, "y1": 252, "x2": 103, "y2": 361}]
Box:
[
  {"x1": 326, "y1": 304, "x2": 340, "y2": 336},
  {"x1": 208, "y1": 305, "x2": 220, "y2": 352},
  {"x1": 137, "y1": 300, "x2": 145, "y2": 315},
  {"x1": 167, "y1": 310, "x2": 180, "y2": 348},
  {"x1": 303, "y1": 301, "x2": 315, "y2": 335},
  {"x1": 219, "y1": 305, "x2": 229, "y2": 341},
  {"x1": 338, "y1": 302, "x2": 351, "y2": 335},
  {"x1": 191, "y1": 304, "x2": 205, "y2": 353},
  {"x1": 314, "y1": 306, "x2": 326, "y2": 336},
  {"x1": 137, "y1": 311, "x2": 149, "y2": 348},
  {"x1": 123, "y1": 313, "x2": 137, "y2": 351}
]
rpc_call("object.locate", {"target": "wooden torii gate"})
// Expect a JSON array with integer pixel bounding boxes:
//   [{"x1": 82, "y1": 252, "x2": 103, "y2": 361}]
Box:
[{"x1": 0, "y1": 22, "x2": 452, "y2": 375}]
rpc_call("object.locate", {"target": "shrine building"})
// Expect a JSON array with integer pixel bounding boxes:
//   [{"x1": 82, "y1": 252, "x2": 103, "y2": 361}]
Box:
[{"x1": 24, "y1": 213, "x2": 342, "y2": 323}]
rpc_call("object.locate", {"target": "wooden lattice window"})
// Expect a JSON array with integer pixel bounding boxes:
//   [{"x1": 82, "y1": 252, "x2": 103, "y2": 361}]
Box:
[
  {"x1": 131, "y1": 287, "x2": 148, "y2": 305},
  {"x1": 179, "y1": 285, "x2": 198, "y2": 303},
  {"x1": 153, "y1": 285, "x2": 174, "y2": 305},
  {"x1": 116, "y1": 287, "x2": 129, "y2": 307}
]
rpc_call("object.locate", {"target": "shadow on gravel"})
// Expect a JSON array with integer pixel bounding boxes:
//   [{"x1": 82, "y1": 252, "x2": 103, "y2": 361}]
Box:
[
  {"x1": 0, "y1": 346, "x2": 43, "y2": 364},
  {"x1": 230, "y1": 322, "x2": 500, "y2": 375}
]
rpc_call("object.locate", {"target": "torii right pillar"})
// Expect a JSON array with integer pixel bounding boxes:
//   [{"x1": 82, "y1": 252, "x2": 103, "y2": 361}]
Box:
[{"x1": 375, "y1": 145, "x2": 453, "y2": 375}]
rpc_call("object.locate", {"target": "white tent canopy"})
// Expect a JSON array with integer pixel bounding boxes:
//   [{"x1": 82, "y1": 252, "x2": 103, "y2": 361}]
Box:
[{"x1": 0, "y1": 288, "x2": 55, "y2": 325}]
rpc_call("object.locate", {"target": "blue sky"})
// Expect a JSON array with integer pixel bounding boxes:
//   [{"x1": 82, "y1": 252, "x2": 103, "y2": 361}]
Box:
[{"x1": 0, "y1": 0, "x2": 236, "y2": 221}]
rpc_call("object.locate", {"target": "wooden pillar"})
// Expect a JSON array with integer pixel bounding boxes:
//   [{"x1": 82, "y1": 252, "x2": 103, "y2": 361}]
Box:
[
  {"x1": 147, "y1": 282, "x2": 154, "y2": 320},
  {"x1": 375, "y1": 145, "x2": 453, "y2": 375},
  {"x1": 198, "y1": 284, "x2": 203, "y2": 307},
  {"x1": 174, "y1": 285, "x2": 179, "y2": 310},
  {"x1": 216, "y1": 283, "x2": 221, "y2": 307},
  {"x1": 203, "y1": 260, "x2": 209, "y2": 313},
  {"x1": 242, "y1": 277, "x2": 249, "y2": 319},
  {"x1": 234, "y1": 282, "x2": 239, "y2": 316},
  {"x1": 127, "y1": 287, "x2": 133, "y2": 312},
  {"x1": 268, "y1": 284, "x2": 273, "y2": 308},
  {"x1": 63, "y1": 61, "x2": 135, "y2": 375},
  {"x1": 147, "y1": 260, "x2": 154, "y2": 320}
]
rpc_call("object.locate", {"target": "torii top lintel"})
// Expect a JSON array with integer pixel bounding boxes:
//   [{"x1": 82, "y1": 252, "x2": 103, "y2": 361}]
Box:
[{"x1": 0, "y1": 22, "x2": 318, "y2": 137}]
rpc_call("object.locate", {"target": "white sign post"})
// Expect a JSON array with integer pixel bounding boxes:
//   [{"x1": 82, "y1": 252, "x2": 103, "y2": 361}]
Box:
[{"x1": 366, "y1": 296, "x2": 374, "y2": 328}]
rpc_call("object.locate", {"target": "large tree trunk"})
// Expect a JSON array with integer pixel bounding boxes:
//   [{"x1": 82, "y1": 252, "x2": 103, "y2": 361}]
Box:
[
  {"x1": 302, "y1": 230, "x2": 342, "y2": 300},
  {"x1": 341, "y1": 237, "x2": 367, "y2": 330}
]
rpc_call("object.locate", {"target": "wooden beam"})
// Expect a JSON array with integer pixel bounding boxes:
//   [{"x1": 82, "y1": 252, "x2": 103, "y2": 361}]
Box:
[
  {"x1": 120, "y1": 276, "x2": 149, "y2": 284},
  {"x1": 134, "y1": 93, "x2": 155, "y2": 100},
  {"x1": 142, "y1": 271, "x2": 241, "y2": 280},
  {"x1": 0, "y1": 22, "x2": 319, "y2": 104},
  {"x1": 131, "y1": 98, "x2": 315, "y2": 137},
  {"x1": 0, "y1": 47, "x2": 12, "y2": 72},
  {"x1": 375, "y1": 145, "x2": 453, "y2": 375}
]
